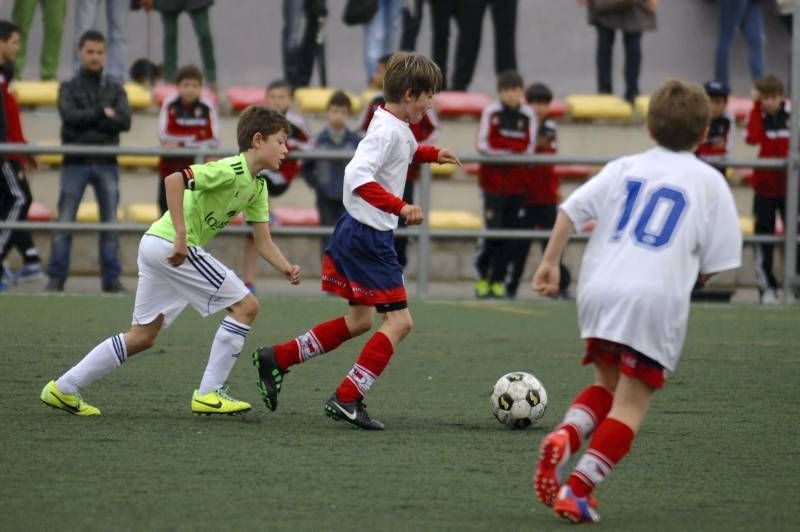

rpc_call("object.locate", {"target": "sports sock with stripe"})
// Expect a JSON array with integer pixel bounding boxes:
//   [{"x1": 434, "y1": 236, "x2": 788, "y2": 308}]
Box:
[
  {"x1": 335, "y1": 331, "x2": 393, "y2": 403},
  {"x1": 557, "y1": 384, "x2": 614, "y2": 453},
  {"x1": 567, "y1": 417, "x2": 635, "y2": 497},
  {"x1": 56, "y1": 333, "x2": 127, "y2": 394},
  {"x1": 274, "y1": 317, "x2": 352, "y2": 370},
  {"x1": 198, "y1": 317, "x2": 250, "y2": 395}
]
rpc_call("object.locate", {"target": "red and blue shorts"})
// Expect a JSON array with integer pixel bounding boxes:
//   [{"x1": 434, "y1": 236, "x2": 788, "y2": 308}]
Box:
[
  {"x1": 583, "y1": 338, "x2": 667, "y2": 390},
  {"x1": 321, "y1": 214, "x2": 408, "y2": 312}
]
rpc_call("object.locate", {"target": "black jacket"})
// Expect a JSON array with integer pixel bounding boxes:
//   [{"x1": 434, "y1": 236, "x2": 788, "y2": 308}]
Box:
[{"x1": 58, "y1": 68, "x2": 131, "y2": 164}]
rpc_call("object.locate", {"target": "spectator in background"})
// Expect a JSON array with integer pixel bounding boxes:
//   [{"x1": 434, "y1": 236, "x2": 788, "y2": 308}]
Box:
[
  {"x1": 474, "y1": 70, "x2": 536, "y2": 299},
  {"x1": 450, "y1": 0, "x2": 518, "y2": 91},
  {"x1": 360, "y1": 52, "x2": 440, "y2": 269},
  {"x1": 282, "y1": 0, "x2": 327, "y2": 90},
  {"x1": 11, "y1": 0, "x2": 66, "y2": 80},
  {"x1": 695, "y1": 80, "x2": 735, "y2": 175},
  {"x1": 430, "y1": 0, "x2": 455, "y2": 88},
  {"x1": 400, "y1": 0, "x2": 425, "y2": 51},
  {"x1": 73, "y1": 0, "x2": 128, "y2": 84},
  {"x1": 128, "y1": 57, "x2": 162, "y2": 87},
  {"x1": 157, "y1": 64, "x2": 219, "y2": 214},
  {"x1": 746, "y1": 74, "x2": 790, "y2": 304},
  {"x1": 303, "y1": 90, "x2": 361, "y2": 254},
  {"x1": 0, "y1": 20, "x2": 43, "y2": 292},
  {"x1": 146, "y1": 0, "x2": 218, "y2": 93},
  {"x1": 363, "y1": 0, "x2": 402, "y2": 85},
  {"x1": 506, "y1": 82, "x2": 571, "y2": 300},
  {"x1": 577, "y1": 0, "x2": 658, "y2": 103},
  {"x1": 714, "y1": 0, "x2": 765, "y2": 87},
  {"x1": 47, "y1": 30, "x2": 131, "y2": 293}
]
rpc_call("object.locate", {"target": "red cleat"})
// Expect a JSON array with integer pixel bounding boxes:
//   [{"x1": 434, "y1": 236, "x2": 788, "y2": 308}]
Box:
[
  {"x1": 534, "y1": 429, "x2": 572, "y2": 506},
  {"x1": 553, "y1": 485, "x2": 600, "y2": 524}
]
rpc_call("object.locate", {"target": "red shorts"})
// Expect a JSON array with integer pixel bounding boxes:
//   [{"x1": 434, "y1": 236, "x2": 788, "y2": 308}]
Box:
[{"x1": 583, "y1": 338, "x2": 666, "y2": 390}]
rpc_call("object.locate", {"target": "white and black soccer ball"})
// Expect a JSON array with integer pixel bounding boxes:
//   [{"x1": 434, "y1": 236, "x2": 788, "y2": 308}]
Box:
[{"x1": 490, "y1": 371, "x2": 548, "y2": 429}]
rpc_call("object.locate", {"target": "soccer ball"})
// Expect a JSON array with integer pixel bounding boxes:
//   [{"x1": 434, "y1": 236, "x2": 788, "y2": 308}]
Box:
[{"x1": 490, "y1": 372, "x2": 548, "y2": 429}]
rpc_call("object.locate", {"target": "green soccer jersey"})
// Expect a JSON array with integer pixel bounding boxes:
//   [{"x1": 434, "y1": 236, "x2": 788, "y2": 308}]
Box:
[{"x1": 146, "y1": 153, "x2": 269, "y2": 247}]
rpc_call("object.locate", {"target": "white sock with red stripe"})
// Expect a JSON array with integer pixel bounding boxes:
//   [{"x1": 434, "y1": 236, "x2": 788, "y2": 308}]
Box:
[
  {"x1": 567, "y1": 417, "x2": 635, "y2": 497},
  {"x1": 198, "y1": 317, "x2": 250, "y2": 395},
  {"x1": 56, "y1": 333, "x2": 127, "y2": 394},
  {"x1": 557, "y1": 384, "x2": 614, "y2": 453}
]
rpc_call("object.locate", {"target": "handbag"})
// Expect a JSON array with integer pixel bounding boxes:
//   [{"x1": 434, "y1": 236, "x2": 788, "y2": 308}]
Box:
[
  {"x1": 592, "y1": 0, "x2": 637, "y2": 14},
  {"x1": 343, "y1": 0, "x2": 379, "y2": 25}
]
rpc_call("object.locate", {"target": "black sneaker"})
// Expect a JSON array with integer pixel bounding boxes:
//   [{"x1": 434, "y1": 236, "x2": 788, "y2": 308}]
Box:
[
  {"x1": 252, "y1": 346, "x2": 287, "y2": 411},
  {"x1": 45, "y1": 277, "x2": 65, "y2": 292},
  {"x1": 324, "y1": 394, "x2": 385, "y2": 430},
  {"x1": 102, "y1": 279, "x2": 127, "y2": 293}
]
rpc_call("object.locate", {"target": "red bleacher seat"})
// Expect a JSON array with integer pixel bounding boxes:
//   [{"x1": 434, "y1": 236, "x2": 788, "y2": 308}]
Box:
[
  {"x1": 553, "y1": 164, "x2": 596, "y2": 180},
  {"x1": 740, "y1": 169, "x2": 753, "y2": 186},
  {"x1": 547, "y1": 100, "x2": 567, "y2": 119},
  {"x1": 727, "y1": 96, "x2": 753, "y2": 122},
  {"x1": 227, "y1": 86, "x2": 267, "y2": 112},
  {"x1": 463, "y1": 162, "x2": 480, "y2": 176},
  {"x1": 152, "y1": 84, "x2": 219, "y2": 107},
  {"x1": 434, "y1": 91, "x2": 492, "y2": 118},
  {"x1": 26, "y1": 201, "x2": 55, "y2": 221},
  {"x1": 272, "y1": 207, "x2": 320, "y2": 226}
]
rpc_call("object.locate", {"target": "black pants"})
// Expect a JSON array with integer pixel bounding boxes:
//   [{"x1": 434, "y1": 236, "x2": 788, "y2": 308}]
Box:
[
  {"x1": 0, "y1": 160, "x2": 40, "y2": 266},
  {"x1": 505, "y1": 204, "x2": 571, "y2": 298},
  {"x1": 753, "y1": 195, "x2": 785, "y2": 292},
  {"x1": 394, "y1": 178, "x2": 416, "y2": 269},
  {"x1": 401, "y1": 0, "x2": 425, "y2": 51},
  {"x1": 316, "y1": 195, "x2": 345, "y2": 256},
  {"x1": 596, "y1": 24, "x2": 641, "y2": 102},
  {"x1": 451, "y1": 0, "x2": 517, "y2": 91},
  {"x1": 282, "y1": 0, "x2": 322, "y2": 89},
  {"x1": 430, "y1": 0, "x2": 456, "y2": 89},
  {"x1": 474, "y1": 192, "x2": 525, "y2": 285}
]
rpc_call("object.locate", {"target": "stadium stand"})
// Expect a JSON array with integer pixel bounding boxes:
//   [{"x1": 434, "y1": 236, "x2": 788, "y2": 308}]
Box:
[{"x1": 565, "y1": 94, "x2": 633, "y2": 120}]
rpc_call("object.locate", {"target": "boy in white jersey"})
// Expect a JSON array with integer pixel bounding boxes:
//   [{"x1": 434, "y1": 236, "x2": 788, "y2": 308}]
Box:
[
  {"x1": 252, "y1": 52, "x2": 460, "y2": 430},
  {"x1": 40, "y1": 106, "x2": 301, "y2": 416},
  {"x1": 531, "y1": 80, "x2": 742, "y2": 523}
]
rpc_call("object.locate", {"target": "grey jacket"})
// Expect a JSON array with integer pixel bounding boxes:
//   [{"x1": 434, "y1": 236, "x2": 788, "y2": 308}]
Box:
[{"x1": 588, "y1": 0, "x2": 657, "y2": 33}]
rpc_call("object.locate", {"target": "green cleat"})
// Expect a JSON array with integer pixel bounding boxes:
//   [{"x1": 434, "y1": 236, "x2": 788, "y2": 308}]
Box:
[
  {"x1": 40, "y1": 380, "x2": 101, "y2": 416},
  {"x1": 191, "y1": 386, "x2": 251, "y2": 416}
]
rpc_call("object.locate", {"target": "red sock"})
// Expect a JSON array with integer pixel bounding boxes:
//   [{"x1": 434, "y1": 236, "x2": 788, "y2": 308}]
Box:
[
  {"x1": 274, "y1": 317, "x2": 352, "y2": 370},
  {"x1": 335, "y1": 332, "x2": 394, "y2": 403},
  {"x1": 567, "y1": 417, "x2": 635, "y2": 497},
  {"x1": 557, "y1": 385, "x2": 614, "y2": 453}
]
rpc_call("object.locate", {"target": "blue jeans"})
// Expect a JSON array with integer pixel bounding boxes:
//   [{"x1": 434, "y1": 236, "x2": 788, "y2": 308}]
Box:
[
  {"x1": 363, "y1": 0, "x2": 401, "y2": 83},
  {"x1": 714, "y1": 0, "x2": 764, "y2": 86},
  {"x1": 73, "y1": 0, "x2": 127, "y2": 84},
  {"x1": 48, "y1": 162, "x2": 121, "y2": 283}
]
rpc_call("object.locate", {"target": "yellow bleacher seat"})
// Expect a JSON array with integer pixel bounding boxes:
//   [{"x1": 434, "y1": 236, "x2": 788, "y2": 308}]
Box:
[
  {"x1": 565, "y1": 94, "x2": 633, "y2": 120},
  {"x1": 293, "y1": 87, "x2": 361, "y2": 113},
  {"x1": 117, "y1": 155, "x2": 159, "y2": 169},
  {"x1": 429, "y1": 209, "x2": 482, "y2": 230},
  {"x1": 739, "y1": 216, "x2": 754, "y2": 236},
  {"x1": 634, "y1": 95, "x2": 650, "y2": 116},
  {"x1": 76, "y1": 202, "x2": 124, "y2": 223},
  {"x1": 361, "y1": 89, "x2": 381, "y2": 106},
  {"x1": 431, "y1": 162, "x2": 456, "y2": 177},
  {"x1": 124, "y1": 83, "x2": 153, "y2": 109},
  {"x1": 12, "y1": 80, "x2": 59, "y2": 106},
  {"x1": 127, "y1": 203, "x2": 161, "y2": 223},
  {"x1": 35, "y1": 141, "x2": 63, "y2": 167}
]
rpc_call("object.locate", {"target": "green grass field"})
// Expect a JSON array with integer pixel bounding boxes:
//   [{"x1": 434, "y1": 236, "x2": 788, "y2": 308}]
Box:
[{"x1": 1, "y1": 294, "x2": 798, "y2": 531}]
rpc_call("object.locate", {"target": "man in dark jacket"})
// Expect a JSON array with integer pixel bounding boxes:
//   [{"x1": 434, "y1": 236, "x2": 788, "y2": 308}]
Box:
[{"x1": 46, "y1": 29, "x2": 131, "y2": 293}]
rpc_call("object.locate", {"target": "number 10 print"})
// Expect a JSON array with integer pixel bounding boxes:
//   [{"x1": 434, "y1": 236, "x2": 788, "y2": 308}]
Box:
[{"x1": 612, "y1": 179, "x2": 687, "y2": 249}]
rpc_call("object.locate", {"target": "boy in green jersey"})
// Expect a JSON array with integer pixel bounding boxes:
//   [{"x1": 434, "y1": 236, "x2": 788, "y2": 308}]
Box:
[{"x1": 40, "y1": 106, "x2": 302, "y2": 417}]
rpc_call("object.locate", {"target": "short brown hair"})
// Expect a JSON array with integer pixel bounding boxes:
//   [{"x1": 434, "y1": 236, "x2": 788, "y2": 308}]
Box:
[
  {"x1": 327, "y1": 90, "x2": 352, "y2": 111},
  {"x1": 176, "y1": 64, "x2": 203, "y2": 84},
  {"x1": 237, "y1": 106, "x2": 290, "y2": 151},
  {"x1": 755, "y1": 74, "x2": 784, "y2": 97},
  {"x1": 647, "y1": 80, "x2": 710, "y2": 151},
  {"x1": 383, "y1": 51, "x2": 443, "y2": 103},
  {"x1": 497, "y1": 70, "x2": 524, "y2": 91}
]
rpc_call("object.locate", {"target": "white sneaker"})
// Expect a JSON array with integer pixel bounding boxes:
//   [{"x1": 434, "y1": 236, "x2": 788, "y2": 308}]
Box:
[{"x1": 761, "y1": 289, "x2": 779, "y2": 305}]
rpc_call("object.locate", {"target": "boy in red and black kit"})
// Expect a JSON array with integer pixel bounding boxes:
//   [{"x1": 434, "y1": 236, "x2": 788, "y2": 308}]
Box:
[
  {"x1": 746, "y1": 74, "x2": 790, "y2": 304},
  {"x1": 0, "y1": 20, "x2": 42, "y2": 291},
  {"x1": 506, "y1": 82, "x2": 570, "y2": 299},
  {"x1": 474, "y1": 70, "x2": 536, "y2": 299},
  {"x1": 157, "y1": 64, "x2": 219, "y2": 214},
  {"x1": 360, "y1": 53, "x2": 441, "y2": 268},
  {"x1": 695, "y1": 80, "x2": 735, "y2": 175}
]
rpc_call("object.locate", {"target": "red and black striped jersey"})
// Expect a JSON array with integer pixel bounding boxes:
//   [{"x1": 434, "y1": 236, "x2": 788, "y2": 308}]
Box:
[
  {"x1": 525, "y1": 118, "x2": 559, "y2": 206},
  {"x1": 477, "y1": 101, "x2": 537, "y2": 195},
  {"x1": 158, "y1": 94, "x2": 219, "y2": 177}
]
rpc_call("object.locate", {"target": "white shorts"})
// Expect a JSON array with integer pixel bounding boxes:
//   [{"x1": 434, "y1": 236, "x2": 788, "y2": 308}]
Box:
[{"x1": 132, "y1": 234, "x2": 250, "y2": 327}]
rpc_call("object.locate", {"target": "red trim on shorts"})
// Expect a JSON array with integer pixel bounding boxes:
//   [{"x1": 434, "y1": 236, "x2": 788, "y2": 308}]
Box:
[
  {"x1": 321, "y1": 255, "x2": 407, "y2": 306},
  {"x1": 583, "y1": 338, "x2": 666, "y2": 390}
]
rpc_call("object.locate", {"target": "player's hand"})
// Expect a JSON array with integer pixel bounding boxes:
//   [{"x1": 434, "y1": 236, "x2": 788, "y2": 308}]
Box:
[
  {"x1": 532, "y1": 261, "x2": 560, "y2": 298},
  {"x1": 285, "y1": 264, "x2": 301, "y2": 285},
  {"x1": 168, "y1": 240, "x2": 188, "y2": 267},
  {"x1": 400, "y1": 204, "x2": 424, "y2": 225},
  {"x1": 437, "y1": 148, "x2": 462, "y2": 167}
]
